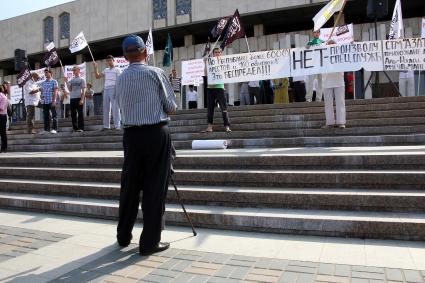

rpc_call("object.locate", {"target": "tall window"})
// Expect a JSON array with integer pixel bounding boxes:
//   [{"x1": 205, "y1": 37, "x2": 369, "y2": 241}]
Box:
[
  {"x1": 59, "y1": 12, "x2": 70, "y2": 39},
  {"x1": 153, "y1": 0, "x2": 167, "y2": 20},
  {"x1": 176, "y1": 0, "x2": 191, "y2": 15},
  {"x1": 44, "y1": 17, "x2": 54, "y2": 43}
]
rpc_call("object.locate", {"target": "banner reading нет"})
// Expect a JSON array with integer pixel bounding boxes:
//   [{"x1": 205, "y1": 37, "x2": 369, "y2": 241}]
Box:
[
  {"x1": 290, "y1": 41, "x2": 383, "y2": 77},
  {"x1": 207, "y1": 49, "x2": 291, "y2": 84}
]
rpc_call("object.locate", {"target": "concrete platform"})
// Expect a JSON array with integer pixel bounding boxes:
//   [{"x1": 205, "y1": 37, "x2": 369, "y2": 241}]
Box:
[{"x1": 0, "y1": 210, "x2": 424, "y2": 282}]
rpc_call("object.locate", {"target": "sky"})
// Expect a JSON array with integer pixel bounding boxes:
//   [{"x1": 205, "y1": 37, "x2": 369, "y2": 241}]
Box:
[{"x1": 0, "y1": 0, "x2": 76, "y2": 21}]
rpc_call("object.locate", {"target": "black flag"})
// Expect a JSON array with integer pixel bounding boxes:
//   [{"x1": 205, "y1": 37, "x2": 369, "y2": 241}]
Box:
[
  {"x1": 211, "y1": 16, "x2": 230, "y2": 38},
  {"x1": 220, "y1": 9, "x2": 245, "y2": 51},
  {"x1": 17, "y1": 67, "x2": 31, "y2": 88},
  {"x1": 43, "y1": 48, "x2": 60, "y2": 66}
]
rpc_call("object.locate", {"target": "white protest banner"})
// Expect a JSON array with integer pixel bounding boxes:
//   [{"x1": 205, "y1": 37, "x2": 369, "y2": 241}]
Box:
[
  {"x1": 182, "y1": 59, "x2": 205, "y2": 86},
  {"x1": 10, "y1": 85, "x2": 22, "y2": 104},
  {"x1": 320, "y1": 24, "x2": 354, "y2": 44},
  {"x1": 115, "y1": 57, "x2": 130, "y2": 72},
  {"x1": 207, "y1": 49, "x2": 291, "y2": 84},
  {"x1": 291, "y1": 41, "x2": 383, "y2": 77},
  {"x1": 383, "y1": 38, "x2": 425, "y2": 71},
  {"x1": 64, "y1": 63, "x2": 87, "y2": 81},
  {"x1": 422, "y1": 18, "x2": 425, "y2": 38}
]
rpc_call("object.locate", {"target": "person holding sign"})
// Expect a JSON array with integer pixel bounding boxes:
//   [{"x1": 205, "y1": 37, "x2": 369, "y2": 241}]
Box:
[
  {"x1": 399, "y1": 71, "x2": 415, "y2": 97},
  {"x1": 306, "y1": 30, "x2": 324, "y2": 103},
  {"x1": 322, "y1": 41, "x2": 346, "y2": 129},
  {"x1": 93, "y1": 55, "x2": 122, "y2": 131},
  {"x1": 0, "y1": 85, "x2": 8, "y2": 152},
  {"x1": 64, "y1": 65, "x2": 86, "y2": 132},
  {"x1": 203, "y1": 48, "x2": 231, "y2": 133},
  {"x1": 23, "y1": 73, "x2": 41, "y2": 134}
]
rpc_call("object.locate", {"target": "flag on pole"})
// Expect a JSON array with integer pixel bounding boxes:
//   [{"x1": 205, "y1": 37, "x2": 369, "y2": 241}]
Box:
[
  {"x1": 211, "y1": 16, "x2": 231, "y2": 38},
  {"x1": 163, "y1": 34, "x2": 173, "y2": 67},
  {"x1": 46, "y1": 42, "x2": 56, "y2": 52},
  {"x1": 312, "y1": 0, "x2": 345, "y2": 32},
  {"x1": 146, "y1": 28, "x2": 154, "y2": 62},
  {"x1": 43, "y1": 48, "x2": 60, "y2": 67},
  {"x1": 388, "y1": 0, "x2": 404, "y2": 39},
  {"x1": 202, "y1": 38, "x2": 211, "y2": 57},
  {"x1": 69, "y1": 31, "x2": 88, "y2": 53},
  {"x1": 17, "y1": 67, "x2": 32, "y2": 88},
  {"x1": 220, "y1": 9, "x2": 245, "y2": 51}
]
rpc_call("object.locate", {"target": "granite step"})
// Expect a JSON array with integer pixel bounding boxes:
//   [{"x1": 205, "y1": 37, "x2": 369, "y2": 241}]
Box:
[
  {"x1": 0, "y1": 192, "x2": 424, "y2": 241},
  {"x1": 1, "y1": 150, "x2": 425, "y2": 170},
  {"x1": 0, "y1": 166, "x2": 424, "y2": 189},
  {"x1": 0, "y1": 179, "x2": 423, "y2": 213}
]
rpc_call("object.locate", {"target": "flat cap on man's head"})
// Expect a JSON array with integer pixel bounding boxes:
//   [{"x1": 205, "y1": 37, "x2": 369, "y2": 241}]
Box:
[{"x1": 122, "y1": 35, "x2": 146, "y2": 53}]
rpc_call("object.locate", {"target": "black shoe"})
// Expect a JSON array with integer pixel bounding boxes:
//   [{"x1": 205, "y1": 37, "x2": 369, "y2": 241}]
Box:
[
  {"x1": 0, "y1": 149, "x2": 6, "y2": 153},
  {"x1": 139, "y1": 242, "x2": 170, "y2": 256},
  {"x1": 117, "y1": 235, "x2": 132, "y2": 247}
]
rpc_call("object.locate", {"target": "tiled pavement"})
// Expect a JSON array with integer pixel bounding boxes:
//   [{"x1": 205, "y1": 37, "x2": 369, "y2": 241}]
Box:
[
  {"x1": 51, "y1": 246, "x2": 425, "y2": 283},
  {"x1": 0, "y1": 210, "x2": 425, "y2": 283},
  {"x1": 0, "y1": 225, "x2": 70, "y2": 264}
]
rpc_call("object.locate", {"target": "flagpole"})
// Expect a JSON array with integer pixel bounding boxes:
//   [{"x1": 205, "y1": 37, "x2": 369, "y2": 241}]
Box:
[
  {"x1": 327, "y1": 0, "x2": 348, "y2": 41},
  {"x1": 86, "y1": 44, "x2": 96, "y2": 62},
  {"x1": 418, "y1": 72, "x2": 421, "y2": 96},
  {"x1": 244, "y1": 35, "x2": 251, "y2": 53},
  {"x1": 207, "y1": 35, "x2": 222, "y2": 57},
  {"x1": 59, "y1": 60, "x2": 65, "y2": 76}
]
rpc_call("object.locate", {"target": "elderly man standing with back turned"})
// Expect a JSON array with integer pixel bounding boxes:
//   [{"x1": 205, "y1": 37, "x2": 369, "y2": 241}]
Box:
[{"x1": 115, "y1": 35, "x2": 177, "y2": 256}]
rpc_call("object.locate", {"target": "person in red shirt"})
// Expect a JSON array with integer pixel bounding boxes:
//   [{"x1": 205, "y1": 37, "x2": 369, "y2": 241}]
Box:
[{"x1": 346, "y1": 72, "x2": 354, "y2": 100}]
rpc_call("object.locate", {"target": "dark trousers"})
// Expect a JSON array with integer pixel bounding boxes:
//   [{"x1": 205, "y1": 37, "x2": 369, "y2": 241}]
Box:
[
  {"x1": 42, "y1": 103, "x2": 57, "y2": 131},
  {"x1": 70, "y1": 98, "x2": 84, "y2": 131},
  {"x1": 0, "y1": 114, "x2": 7, "y2": 151},
  {"x1": 293, "y1": 82, "x2": 306, "y2": 102},
  {"x1": 188, "y1": 101, "x2": 197, "y2": 109},
  {"x1": 248, "y1": 87, "x2": 261, "y2": 104},
  {"x1": 117, "y1": 123, "x2": 171, "y2": 249},
  {"x1": 207, "y1": 88, "x2": 230, "y2": 126},
  {"x1": 26, "y1": 106, "x2": 35, "y2": 133}
]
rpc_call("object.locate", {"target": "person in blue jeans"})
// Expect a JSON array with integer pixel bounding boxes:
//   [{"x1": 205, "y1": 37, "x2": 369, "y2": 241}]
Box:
[{"x1": 40, "y1": 68, "x2": 59, "y2": 134}]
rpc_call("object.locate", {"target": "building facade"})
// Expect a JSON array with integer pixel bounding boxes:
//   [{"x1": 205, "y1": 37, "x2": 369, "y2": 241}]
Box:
[{"x1": 0, "y1": 0, "x2": 424, "y2": 112}]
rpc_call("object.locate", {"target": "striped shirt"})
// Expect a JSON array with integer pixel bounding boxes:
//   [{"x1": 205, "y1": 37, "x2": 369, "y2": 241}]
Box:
[
  {"x1": 40, "y1": 79, "x2": 58, "y2": 104},
  {"x1": 116, "y1": 63, "x2": 177, "y2": 127},
  {"x1": 171, "y1": 77, "x2": 181, "y2": 93}
]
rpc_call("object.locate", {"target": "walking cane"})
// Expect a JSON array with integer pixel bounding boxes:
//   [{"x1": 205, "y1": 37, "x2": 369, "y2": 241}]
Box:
[
  {"x1": 170, "y1": 175, "x2": 197, "y2": 236},
  {"x1": 170, "y1": 143, "x2": 197, "y2": 236}
]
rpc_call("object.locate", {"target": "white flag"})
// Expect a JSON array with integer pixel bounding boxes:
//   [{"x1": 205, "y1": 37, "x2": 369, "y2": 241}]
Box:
[
  {"x1": 313, "y1": 0, "x2": 345, "y2": 32},
  {"x1": 388, "y1": 0, "x2": 404, "y2": 39},
  {"x1": 146, "y1": 28, "x2": 154, "y2": 56},
  {"x1": 69, "y1": 31, "x2": 88, "y2": 53},
  {"x1": 421, "y1": 18, "x2": 425, "y2": 38},
  {"x1": 46, "y1": 42, "x2": 55, "y2": 52}
]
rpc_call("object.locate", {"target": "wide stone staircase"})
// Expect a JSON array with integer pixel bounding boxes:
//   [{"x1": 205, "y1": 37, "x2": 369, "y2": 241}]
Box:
[
  {"x1": 5, "y1": 96, "x2": 425, "y2": 151},
  {"x1": 0, "y1": 96, "x2": 424, "y2": 241}
]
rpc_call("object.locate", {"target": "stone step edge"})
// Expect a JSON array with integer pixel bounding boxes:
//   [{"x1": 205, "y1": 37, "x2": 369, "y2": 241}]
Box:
[
  {"x1": 1, "y1": 179, "x2": 424, "y2": 196},
  {"x1": 0, "y1": 193, "x2": 424, "y2": 241}
]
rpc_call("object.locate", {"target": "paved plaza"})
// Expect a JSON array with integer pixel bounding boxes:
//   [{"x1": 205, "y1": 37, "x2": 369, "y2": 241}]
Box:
[{"x1": 0, "y1": 209, "x2": 424, "y2": 283}]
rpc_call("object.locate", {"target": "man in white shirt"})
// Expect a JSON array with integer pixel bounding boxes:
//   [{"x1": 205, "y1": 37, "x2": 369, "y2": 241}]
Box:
[
  {"x1": 248, "y1": 80, "x2": 260, "y2": 104},
  {"x1": 58, "y1": 84, "x2": 70, "y2": 118},
  {"x1": 399, "y1": 71, "x2": 415, "y2": 97},
  {"x1": 24, "y1": 73, "x2": 41, "y2": 134},
  {"x1": 187, "y1": 85, "x2": 198, "y2": 109},
  {"x1": 94, "y1": 55, "x2": 122, "y2": 130},
  {"x1": 322, "y1": 41, "x2": 346, "y2": 128}
]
